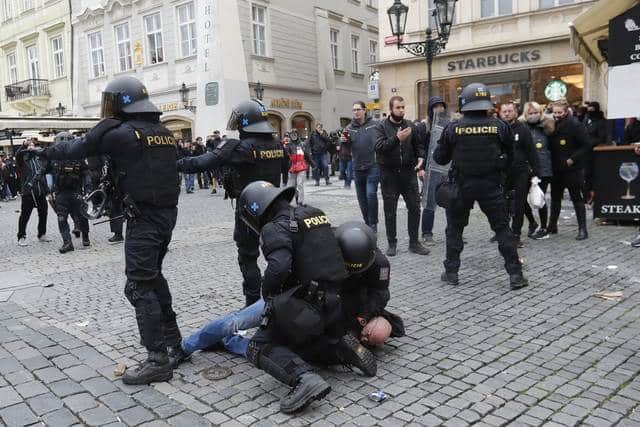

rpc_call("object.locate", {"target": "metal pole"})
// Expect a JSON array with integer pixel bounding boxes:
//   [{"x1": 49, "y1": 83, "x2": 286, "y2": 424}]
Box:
[{"x1": 426, "y1": 29, "x2": 433, "y2": 105}]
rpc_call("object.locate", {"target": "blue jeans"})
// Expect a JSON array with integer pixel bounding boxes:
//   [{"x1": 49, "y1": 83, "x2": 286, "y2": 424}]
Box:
[
  {"x1": 421, "y1": 170, "x2": 446, "y2": 236},
  {"x1": 182, "y1": 299, "x2": 264, "y2": 357},
  {"x1": 340, "y1": 160, "x2": 353, "y2": 187},
  {"x1": 184, "y1": 174, "x2": 195, "y2": 192},
  {"x1": 354, "y1": 165, "x2": 380, "y2": 230},
  {"x1": 312, "y1": 153, "x2": 329, "y2": 183}
]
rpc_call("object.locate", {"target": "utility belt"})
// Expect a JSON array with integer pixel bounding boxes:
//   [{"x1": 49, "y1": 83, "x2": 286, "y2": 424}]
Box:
[
  {"x1": 263, "y1": 280, "x2": 341, "y2": 346},
  {"x1": 122, "y1": 193, "x2": 142, "y2": 219}
]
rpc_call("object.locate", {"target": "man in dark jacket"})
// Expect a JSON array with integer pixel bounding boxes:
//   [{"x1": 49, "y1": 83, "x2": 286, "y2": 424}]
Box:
[
  {"x1": 584, "y1": 102, "x2": 608, "y2": 199},
  {"x1": 15, "y1": 140, "x2": 51, "y2": 246},
  {"x1": 309, "y1": 123, "x2": 331, "y2": 186},
  {"x1": 374, "y1": 96, "x2": 429, "y2": 257},
  {"x1": 548, "y1": 100, "x2": 590, "y2": 240},
  {"x1": 499, "y1": 102, "x2": 540, "y2": 245},
  {"x1": 342, "y1": 101, "x2": 380, "y2": 232},
  {"x1": 622, "y1": 118, "x2": 640, "y2": 145}
]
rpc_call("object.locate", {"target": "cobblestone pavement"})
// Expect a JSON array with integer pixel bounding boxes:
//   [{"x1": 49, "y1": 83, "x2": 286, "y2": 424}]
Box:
[{"x1": 1, "y1": 178, "x2": 639, "y2": 427}]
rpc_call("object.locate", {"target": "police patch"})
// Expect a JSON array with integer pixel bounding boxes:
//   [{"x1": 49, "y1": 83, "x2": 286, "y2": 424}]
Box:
[{"x1": 379, "y1": 267, "x2": 390, "y2": 281}]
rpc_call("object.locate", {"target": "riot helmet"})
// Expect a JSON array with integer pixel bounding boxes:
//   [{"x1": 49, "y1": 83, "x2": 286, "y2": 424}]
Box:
[
  {"x1": 335, "y1": 221, "x2": 377, "y2": 274},
  {"x1": 458, "y1": 83, "x2": 493, "y2": 112},
  {"x1": 54, "y1": 131, "x2": 74, "y2": 144},
  {"x1": 238, "y1": 180, "x2": 295, "y2": 234},
  {"x1": 100, "y1": 76, "x2": 160, "y2": 118},
  {"x1": 226, "y1": 99, "x2": 274, "y2": 134}
]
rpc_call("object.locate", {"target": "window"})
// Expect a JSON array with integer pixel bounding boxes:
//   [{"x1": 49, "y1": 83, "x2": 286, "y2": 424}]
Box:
[
  {"x1": 251, "y1": 4, "x2": 267, "y2": 56},
  {"x1": 481, "y1": 0, "x2": 512, "y2": 18},
  {"x1": 6, "y1": 52, "x2": 17, "y2": 84},
  {"x1": 330, "y1": 29, "x2": 340, "y2": 70},
  {"x1": 51, "y1": 36, "x2": 64, "y2": 78},
  {"x1": 177, "y1": 2, "x2": 196, "y2": 57},
  {"x1": 114, "y1": 22, "x2": 132, "y2": 72},
  {"x1": 26, "y1": 45, "x2": 39, "y2": 79},
  {"x1": 88, "y1": 31, "x2": 105, "y2": 78},
  {"x1": 366, "y1": 0, "x2": 378, "y2": 8},
  {"x1": 144, "y1": 13, "x2": 164, "y2": 64},
  {"x1": 3, "y1": 0, "x2": 13, "y2": 20},
  {"x1": 22, "y1": 0, "x2": 32, "y2": 11},
  {"x1": 351, "y1": 34, "x2": 360, "y2": 73},
  {"x1": 369, "y1": 40, "x2": 377, "y2": 66},
  {"x1": 427, "y1": 0, "x2": 437, "y2": 29},
  {"x1": 539, "y1": 0, "x2": 574, "y2": 8}
]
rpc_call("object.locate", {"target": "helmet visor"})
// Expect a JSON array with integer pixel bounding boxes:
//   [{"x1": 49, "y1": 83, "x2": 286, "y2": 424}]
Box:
[
  {"x1": 226, "y1": 108, "x2": 240, "y2": 131},
  {"x1": 100, "y1": 92, "x2": 120, "y2": 118}
]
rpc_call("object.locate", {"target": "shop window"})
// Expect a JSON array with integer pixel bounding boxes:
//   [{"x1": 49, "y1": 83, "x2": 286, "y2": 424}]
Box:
[
  {"x1": 530, "y1": 63, "x2": 584, "y2": 106},
  {"x1": 291, "y1": 114, "x2": 313, "y2": 139},
  {"x1": 417, "y1": 78, "x2": 463, "y2": 120}
]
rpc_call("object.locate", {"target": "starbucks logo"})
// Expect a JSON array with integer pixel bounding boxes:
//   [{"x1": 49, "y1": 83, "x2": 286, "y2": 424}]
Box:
[{"x1": 545, "y1": 80, "x2": 567, "y2": 102}]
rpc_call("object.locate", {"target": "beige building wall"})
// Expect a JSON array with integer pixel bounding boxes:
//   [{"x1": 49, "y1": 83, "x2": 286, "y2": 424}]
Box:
[
  {"x1": 0, "y1": 0, "x2": 73, "y2": 116},
  {"x1": 377, "y1": 0, "x2": 598, "y2": 119}
]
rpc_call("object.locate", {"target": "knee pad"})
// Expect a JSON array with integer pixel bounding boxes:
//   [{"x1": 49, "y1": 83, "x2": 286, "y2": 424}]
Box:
[
  {"x1": 362, "y1": 317, "x2": 392, "y2": 346},
  {"x1": 124, "y1": 280, "x2": 155, "y2": 306}
]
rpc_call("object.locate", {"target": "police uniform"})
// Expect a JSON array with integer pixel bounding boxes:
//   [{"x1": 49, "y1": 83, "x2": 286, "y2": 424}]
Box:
[
  {"x1": 434, "y1": 83, "x2": 528, "y2": 290},
  {"x1": 177, "y1": 100, "x2": 286, "y2": 306},
  {"x1": 43, "y1": 76, "x2": 183, "y2": 385},
  {"x1": 237, "y1": 181, "x2": 375, "y2": 414},
  {"x1": 51, "y1": 141, "x2": 90, "y2": 253}
]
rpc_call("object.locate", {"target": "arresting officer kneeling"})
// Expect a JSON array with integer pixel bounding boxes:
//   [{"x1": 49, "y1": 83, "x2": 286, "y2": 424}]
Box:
[
  {"x1": 177, "y1": 100, "x2": 287, "y2": 307},
  {"x1": 434, "y1": 83, "x2": 529, "y2": 290},
  {"x1": 238, "y1": 181, "x2": 377, "y2": 414},
  {"x1": 42, "y1": 76, "x2": 184, "y2": 385}
]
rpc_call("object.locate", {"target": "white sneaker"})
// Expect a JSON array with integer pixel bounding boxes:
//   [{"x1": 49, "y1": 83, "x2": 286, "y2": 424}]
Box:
[
  {"x1": 17, "y1": 238, "x2": 28, "y2": 246},
  {"x1": 38, "y1": 235, "x2": 52, "y2": 242}
]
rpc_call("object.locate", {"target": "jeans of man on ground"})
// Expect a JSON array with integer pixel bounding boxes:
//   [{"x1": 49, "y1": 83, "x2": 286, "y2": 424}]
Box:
[
  {"x1": 421, "y1": 170, "x2": 446, "y2": 238},
  {"x1": 312, "y1": 153, "x2": 330, "y2": 184},
  {"x1": 184, "y1": 174, "x2": 195, "y2": 193},
  {"x1": 354, "y1": 165, "x2": 380, "y2": 232},
  {"x1": 182, "y1": 299, "x2": 265, "y2": 357},
  {"x1": 340, "y1": 160, "x2": 353, "y2": 188}
]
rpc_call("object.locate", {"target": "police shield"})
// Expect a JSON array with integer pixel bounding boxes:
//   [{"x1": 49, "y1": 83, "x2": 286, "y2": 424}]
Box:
[{"x1": 421, "y1": 111, "x2": 450, "y2": 207}]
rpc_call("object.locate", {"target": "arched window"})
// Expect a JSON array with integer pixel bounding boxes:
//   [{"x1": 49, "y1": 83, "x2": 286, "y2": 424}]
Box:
[
  {"x1": 266, "y1": 111, "x2": 284, "y2": 139},
  {"x1": 290, "y1": 112, "x2": 314, "y2": 139}
]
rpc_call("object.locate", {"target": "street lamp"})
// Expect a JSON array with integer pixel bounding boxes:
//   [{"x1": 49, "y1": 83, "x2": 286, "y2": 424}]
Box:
[
  {"x1": 254, "y1": 81, "x2": 264, "y2": 101},
  {"x1": 55, "y1": 102, "x2": 66, "y2": 117},
  {"x1": 387, "y1": 0, "x2": 457, "y2": 103},
  {"x1": 179, "y1": 83, "x2": 196, "y2": 113}
]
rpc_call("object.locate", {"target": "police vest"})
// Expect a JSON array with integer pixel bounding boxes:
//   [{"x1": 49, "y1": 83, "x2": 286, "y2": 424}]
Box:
[
  {"x1": 451, "y1": 118, "x2": 503, "y2": 176},
  {"x1": 232, "y1": 136, "x2": 284, "y2": 198},
  {"x1": 55, "y1": 160, "x2": 82, "y2": 191},
  {"x1": 290, "y1": 206, "x2": 349, "y2": 288},
  {"x1": 118, "y1": 122, "x2": 180, "y2": 207}
]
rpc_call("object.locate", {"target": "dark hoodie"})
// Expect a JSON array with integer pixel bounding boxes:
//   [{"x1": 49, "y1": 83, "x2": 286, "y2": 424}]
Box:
[
  {"x1": 585, "y1": 102, "x2": 608, "y2": 147},
  {"x1": 416, "y1": 96, "x2": 447, "y2": 158},
  {"x1": 344, "y1": 115, "x2": 378, "y2": 172}
]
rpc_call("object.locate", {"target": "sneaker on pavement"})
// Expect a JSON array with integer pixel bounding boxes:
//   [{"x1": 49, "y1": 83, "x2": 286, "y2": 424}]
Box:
[
  {"x1": 441, "y1": 271, "x2": 459, "y2": 286},
  {"x1": 509, "y1": 273, "x2": 529, "y2": 290},
  {"x1": 38, "y1": 235, "x2": 52, "y2": 242},
  {"x1": 108, "y1": 234, "x2": 124, "y2": 244},
  {"x1": 409, "y1": 241, "x2": 430, "y2": 255},
  {"x1": 422, "y1": 235, "x2": 436, "y2": 245},
  {"x1": 631, "y1": 233, "x2": 640, "y2": 248},
  {"x1": 17, "y1": 238, "x2": 28, "y2": 247},
  {"x1": 527, "y1": 222, "x2": 539, "y2": 238},
  {"x1": 280, "y1": 372, "x2": 331, "y2": 414},
  {"x1": 531, "y1": 229, "x2": 549, "y2": 240},
  {"x1": 385, "y1": 243, "x2": 397, "y2": 257},
  {"x1": 335, "y1": 333, "x2": 377, "y2": 377},
  {"x1": 59, "y1": 242, "x2": 74, "y2": 254}
]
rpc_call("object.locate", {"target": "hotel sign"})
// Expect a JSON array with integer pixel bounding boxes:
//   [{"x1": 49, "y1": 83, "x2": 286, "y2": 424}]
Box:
[{"x1": 270, "y1": 98, "x2": 303, "y2": 109}]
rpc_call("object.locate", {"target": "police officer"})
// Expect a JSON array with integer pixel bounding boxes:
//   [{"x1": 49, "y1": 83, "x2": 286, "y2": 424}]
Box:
[
  {"x1": 434, "y1": 83, "x2": 528, "y2": 290},
  {"x1": 50, "y1": 132, "x2": 91, "y2": 253},
  {"x1": 238, "y1": 181, "x2": 376, "y2": 413},
  {"x1": 177, "y1": 100, "x2": 287, "y2": 306},
  {"x1": 41, "y1": 76, "x2": 184, "y2": 385}
]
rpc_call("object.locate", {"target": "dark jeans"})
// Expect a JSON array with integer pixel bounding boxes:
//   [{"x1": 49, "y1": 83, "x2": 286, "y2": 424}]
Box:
[
  {"x1": 549, "y1": 169, "x2": 586, "y2": 230},
  {"x1": 421, "y1": 170, "x2": 446, "y2": 237},
  {"x1": 354, "y1": 165, "x2": 380, "y2": 230},
  {"x1": 312, "y1": 153, "x2": 329, "y2": 183},
  {"x1": 444, "y1": 176, "x2": 521, "y2": 275},
  {"x1": 233, "y1": 211, "x2": 261, "y2": 305},
  {"x1": 17, "y1": 192, "x2": 48, "y2": 239},
  {"x1": 380, "y1": 167, "x2": 421, "y2": 244},
  {"x1": 339, "y1": 160, "x2": 353, "y2": 186},
  {"x1": 508, "y1": 168, "x2": 536, "y2": 238},
  {"x1": 110, "y1": 196, "x2": 124, "y2": 236}
]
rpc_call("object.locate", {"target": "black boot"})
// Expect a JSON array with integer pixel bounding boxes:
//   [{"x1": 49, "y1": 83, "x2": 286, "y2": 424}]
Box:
[
  {"x1": 575, "y1": 202, "x2": 588, "y2": 240},
  {"x1": 82, "y1": 234, "x2": 91, "y2": 247},
  {"x1": 509, "y1": 272, "x2": 529, "y2": 290},
  {"x1": 168, "y1": 345, "x2": 191, "y2": 368},
  {"x1": 385, "y1": 242, "x2": 397, "y2": 257},
  {"x1": 279, "y1": 372, "x2": 331, "y2": 414},
  {"x1": 441, "y1": 271, "x2": 459, "y2": 286},
  {"x1": 122, "y1": 351, "x2": 172, "y2": 385},
  {"x1": 59, "y1": 241, "x2": 74, "y2": 254},
  {"x1": 548, "y1": 200, "x2": 561, "y2": 234},
  {"x1": 108, "y1": 233, "x2": 124, "y2": 243},
  {"x1": 334, "y1": 333, "x2": 377, "y2": 377},
  {"x1": 409, "y1": 241, "x2": 429, "y2": 255}
]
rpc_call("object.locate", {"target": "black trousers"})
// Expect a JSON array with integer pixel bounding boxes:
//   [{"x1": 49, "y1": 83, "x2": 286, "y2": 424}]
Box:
[
  {"x1": 109, "y1": 196, "x2": 124, "y2": 236},
  {"x1": 549, "y1": 169, "x2": 586, "y2": 230},
  {"x1": 123, "y1": 205, "x2": 181, "y2": 355},
  {"x1": 17, "y1": 192, "x2": 48, "y2": 239},
  {"x1": 444, "y1": 176, "x2": 521, "y2": 275},
  {"x1": 233, "y1": 211, "x2": 261, "y2": 304},
  {"x1": 508, "y1": 168, "x2": 536, "y2": 238},
  {"x1": 380, "y1": 167, "x2": 421, "y2": 244},
  {"x1": 55, "y1": 191, "x2": 89, "y2": 243}
]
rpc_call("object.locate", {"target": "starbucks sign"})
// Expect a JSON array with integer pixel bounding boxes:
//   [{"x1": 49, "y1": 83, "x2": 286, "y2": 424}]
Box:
[{"x1": 544, "y1": 80, "x2": 567, "y2": 102}]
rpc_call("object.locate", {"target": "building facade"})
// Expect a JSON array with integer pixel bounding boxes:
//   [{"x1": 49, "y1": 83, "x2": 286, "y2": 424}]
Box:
[
  {"x1": 0, "y1": 0, "x2": 73, "y2": 117},
  {"x1": 377, "y1": 0, "x2": 597, "y2": 120},
  {"x1": 71, "y1": 0, "x2": 379, "y2": 140}
]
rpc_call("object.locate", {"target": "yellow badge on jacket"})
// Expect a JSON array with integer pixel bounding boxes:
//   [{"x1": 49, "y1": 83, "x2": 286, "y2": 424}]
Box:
[
  {"x1": 560, "y1": 139, "x2": 567, "y2": 146},
  {"x1": 536, "y1": 143, "x2": 542, "y2": 149}
]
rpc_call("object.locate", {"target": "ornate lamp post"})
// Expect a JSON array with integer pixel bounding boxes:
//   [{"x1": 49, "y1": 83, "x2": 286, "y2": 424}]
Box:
[
  {"x1": 179, "y1": 83, "x2": 196, "y2": 113},
  {"x1": 254, "y1": 81, "x2": 264, "y2": 101},
  {"x1": 387, "y1": 0, "x2": 457, "y2": 102}
]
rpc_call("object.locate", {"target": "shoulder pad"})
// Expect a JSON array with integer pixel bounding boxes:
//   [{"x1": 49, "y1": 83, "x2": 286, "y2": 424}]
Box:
[
  {"x1": 218, "y1": 138, "x2": 240, "y2": 150},
  {"x1": 260, "y1": 221, "x2": 293, "y2": 255}
]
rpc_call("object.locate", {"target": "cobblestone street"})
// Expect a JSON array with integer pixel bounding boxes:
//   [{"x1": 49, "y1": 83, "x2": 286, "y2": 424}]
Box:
[{"x1": 1, "y1": 181, "x2": 639, "y2": 426}]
